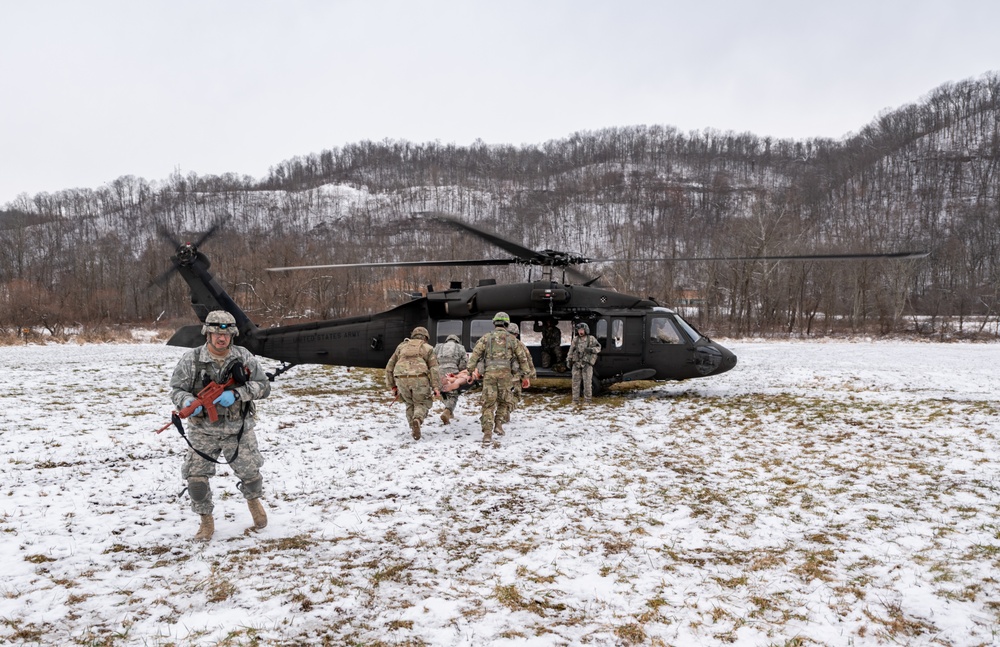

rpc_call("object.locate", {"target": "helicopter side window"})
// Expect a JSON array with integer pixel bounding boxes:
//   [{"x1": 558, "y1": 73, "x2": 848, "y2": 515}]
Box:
[
  {"x1": 470, "y1": 319, "x2": 494, "y2": 346},
  {"x1": 595, "y1": 319, "x2": 608, "y2": 347},
  {"x1": 595, "y1": 319, "x2": 625, "y2": 348},
  {"x1": 436, "y1": 320, "x2": 462, "y2": 344},
  {"x1": 651, "y1": 316, "x2": 683, "y2": 344},
  {"x1": 611, "y1": 319, "x2": 624, "y2": 348}
]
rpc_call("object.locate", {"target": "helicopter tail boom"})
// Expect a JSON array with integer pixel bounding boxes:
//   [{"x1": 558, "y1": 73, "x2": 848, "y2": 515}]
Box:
[{"x1": 165, "y1": 248, "x2": 262, "y2": 351}]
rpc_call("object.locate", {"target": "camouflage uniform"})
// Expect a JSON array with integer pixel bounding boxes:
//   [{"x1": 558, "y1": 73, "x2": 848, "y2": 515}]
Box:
[
  {"x1": 501, "y1": 324, "x2": 535, "y2": 423},
  {"x1": 538, "y1": 320, "x2": 563, "y2": 368},
  {"x1": 170, "y1": 343, "x2": 272, "y2": 516},
  {"x1": 567, "y1": 324, "x2": 601, "y2": 403},
  {"x1": 386, "y1": 329, "x2": 441, "y2": 439},
  {"x1": 467, "y1": 322, "x2": 530, "y2": 444},
  {"x1": 433, "y1": 334, "x2": 468, "y2": 422}
]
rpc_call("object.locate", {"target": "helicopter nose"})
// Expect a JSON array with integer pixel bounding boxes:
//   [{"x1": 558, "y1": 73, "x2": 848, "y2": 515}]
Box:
[
  {"x1": 713, "y1": 345, "x2": 738, "y2": 375},
  {"x1": 694, "y1": 342, "x2": 737, "y2": 376}
]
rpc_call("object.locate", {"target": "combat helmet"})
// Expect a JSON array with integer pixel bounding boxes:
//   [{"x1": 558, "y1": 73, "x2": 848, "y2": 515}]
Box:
[
  {"x1": 492, "y1": 312, "x2": 510, "y2": 326},
  {"x1": 446, "y1": 334, "x2": 462, "y2": 343},
  {"x1": 410, "y1": 326, "x2": 430, "y2": 340},
  {"x1": 202, "y1": 310, "x2": 239, "y2": 336},
  {"x1": 575, "y1": 322, "x2": 590, "y2": 334},
  {"x1": 507, "y1": 323, "x2": 520, "y2": 336}
]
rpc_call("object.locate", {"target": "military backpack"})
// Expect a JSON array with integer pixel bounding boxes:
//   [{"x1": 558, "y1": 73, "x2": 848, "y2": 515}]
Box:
[{"x1": 394, "y1": 338, "x2": 429, "y2": 376}]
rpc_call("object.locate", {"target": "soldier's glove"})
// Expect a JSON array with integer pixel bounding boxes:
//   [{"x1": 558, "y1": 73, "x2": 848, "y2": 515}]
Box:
[
  {"x1": 183, "y1": 398, "x2": 203, "y2": 417},
  {"x1": 214, "y1": 390, "x2": 237, "y2": 407}
]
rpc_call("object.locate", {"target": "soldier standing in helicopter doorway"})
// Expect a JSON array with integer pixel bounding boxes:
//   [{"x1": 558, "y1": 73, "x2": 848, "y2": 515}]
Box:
[
  {"x1": 434, "y1": 333, "x2": 468, "y2": 424},
  {"x1": 566, "y1": 321, "x2": 601, "y2": 404},
  {"x1": 535, "y1": 319, "x2": 563, "y2": 369},
  {"x1": 468, "y1": 312, "x2": 531, "y2": 446},
  {"x1": 386, "y1": 326, "x2": 442, "y2": 440},
  {"x1": 169, "y1": 310, "x2": 272, "y2": 542}
]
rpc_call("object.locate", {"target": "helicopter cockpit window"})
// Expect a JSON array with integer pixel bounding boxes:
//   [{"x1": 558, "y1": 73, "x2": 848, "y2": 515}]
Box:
[
  {"x1": 436, "y1": 320, "x2": 462, "y2": 344},
  {"x1": 651, "y1": 316, "x2": 683, "y2": 344},
  {"x1": 673, "y1": 315, "x2": 703, "y2": 343},
  {"x1": 470, "y1": 319, "x2": 495, "y2": 346}
]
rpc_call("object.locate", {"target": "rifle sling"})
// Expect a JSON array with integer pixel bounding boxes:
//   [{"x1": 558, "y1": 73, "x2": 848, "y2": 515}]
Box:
[{"x1": 170, "y1": 402, "x2": 249, "y2": 465}]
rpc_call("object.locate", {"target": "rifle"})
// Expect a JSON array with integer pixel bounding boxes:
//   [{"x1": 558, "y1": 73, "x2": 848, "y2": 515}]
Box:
[{"x1": 155, "y1": 376, "x2": 237, "y2": 434}]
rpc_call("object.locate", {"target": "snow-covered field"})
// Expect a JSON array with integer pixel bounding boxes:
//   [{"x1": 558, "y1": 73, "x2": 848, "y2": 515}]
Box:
[{"x1": 1, "y1": 339, "x2": 998, "y2": 646}]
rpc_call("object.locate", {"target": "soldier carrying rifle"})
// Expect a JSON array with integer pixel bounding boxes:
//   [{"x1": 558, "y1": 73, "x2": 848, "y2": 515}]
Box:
[{"x1": 168, "y1": 310, "x2": 271, "y2": 542}]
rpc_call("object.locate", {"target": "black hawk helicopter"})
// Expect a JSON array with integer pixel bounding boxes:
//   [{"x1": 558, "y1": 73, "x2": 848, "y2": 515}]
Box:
[{"x1": 160, "y1": 213, "x2": 927, "y2": 392}]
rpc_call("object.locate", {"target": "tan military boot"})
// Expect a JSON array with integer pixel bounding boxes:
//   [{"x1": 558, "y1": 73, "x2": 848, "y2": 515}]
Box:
[
  {"x1": 410, "y1": 418, "x2": 421, "y2": 440},
  {"x1": 481, "y1": 431, "x2": 493, "y2": 447},
  {"x1": 494, "y1": 421, "x2": 505, "y2": 436},
  {"x1": 247, "y1": 498, "x2": 267, "y2": 530},
  {"x1": 193, "y1": 514, "x2": 214, "y2": 542},
  {"x1": 440, "y1": 409, "x2": 452, "y2": 425}
]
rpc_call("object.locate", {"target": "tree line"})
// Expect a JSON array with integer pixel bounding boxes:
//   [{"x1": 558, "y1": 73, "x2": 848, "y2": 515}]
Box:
[{"x1": 1, "y1": 72, "x2": 998, "y2": 339}]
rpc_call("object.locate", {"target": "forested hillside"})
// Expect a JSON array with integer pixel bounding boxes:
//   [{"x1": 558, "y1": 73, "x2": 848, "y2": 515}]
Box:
[{"x1": 2, "y1": 72, "x2": 998, "y2": 338}]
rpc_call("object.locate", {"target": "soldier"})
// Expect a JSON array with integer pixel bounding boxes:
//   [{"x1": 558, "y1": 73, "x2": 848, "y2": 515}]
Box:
[
  {"x1": 169, "y1": 310, "x2": 272, "y2": 542},
  {"x1": 535, "y1": 319, "x2": 563, "y2": 369},
  {"x1": 433, "y1": 333, "x2": 468, "y2": 424},
  {"x1": 467, "y1": 312, "x2": 531, "y2": 446},
  {"x1": 385, "y1": 326, "x2": 442, "y2": 440},
  {"x1": 504, "y1": 322, "x2": 535, "y2": 415},
  {"x1": 566, "y1": 321, "x2": 601, "y2": 404}
]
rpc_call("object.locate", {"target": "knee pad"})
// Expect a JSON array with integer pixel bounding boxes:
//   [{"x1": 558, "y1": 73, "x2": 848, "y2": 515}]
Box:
[
  {"x1": 238, "y1": 475, "x2": 263, "y2": 498},
  {"x1": 187, "y1": 477, "x2": 210, "y2": 503}
]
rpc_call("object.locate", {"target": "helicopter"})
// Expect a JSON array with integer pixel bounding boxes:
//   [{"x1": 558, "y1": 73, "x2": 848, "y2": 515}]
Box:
[{"x1": 160, "y1": 212, "x2": 928, "y2": 393}]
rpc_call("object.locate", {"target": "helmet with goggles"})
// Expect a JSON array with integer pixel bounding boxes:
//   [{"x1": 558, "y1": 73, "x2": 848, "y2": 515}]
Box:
[{"x1": 202, "y1": 310, "x2": 239, "y2": 337}]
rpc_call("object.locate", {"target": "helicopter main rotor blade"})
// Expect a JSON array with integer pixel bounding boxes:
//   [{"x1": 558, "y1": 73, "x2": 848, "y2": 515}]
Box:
[
  {"x1": 266, "y1": 258, "x2": 522, "y2": 272},
  {"x1": 419, "y1": 211, "x2": 542, "y2": 261},
  {"x1": 586, "y1": 251, "x2": 930, "y2": 263}
]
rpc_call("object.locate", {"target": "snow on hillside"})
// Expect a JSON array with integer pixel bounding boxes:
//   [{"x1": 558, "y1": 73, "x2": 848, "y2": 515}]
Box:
[{"x1": 1, "y1": 339, "x2": 998, "y2": 645}]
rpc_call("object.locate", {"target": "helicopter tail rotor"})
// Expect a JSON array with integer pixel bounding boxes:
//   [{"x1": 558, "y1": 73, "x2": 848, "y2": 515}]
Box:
[{"x1": 149, "y1": 216, "x2": 229, "y2": 288}]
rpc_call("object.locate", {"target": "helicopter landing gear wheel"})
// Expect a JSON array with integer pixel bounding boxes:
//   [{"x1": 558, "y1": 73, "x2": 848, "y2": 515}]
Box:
[{"x1": 591, "y1": 375, "x2": 607, "y2": 397}]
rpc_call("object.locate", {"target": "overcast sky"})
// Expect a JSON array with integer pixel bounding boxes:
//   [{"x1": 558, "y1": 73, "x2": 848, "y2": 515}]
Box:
[{"x1": 2, "y1": 0, "x2": 997, "y2": 206}]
